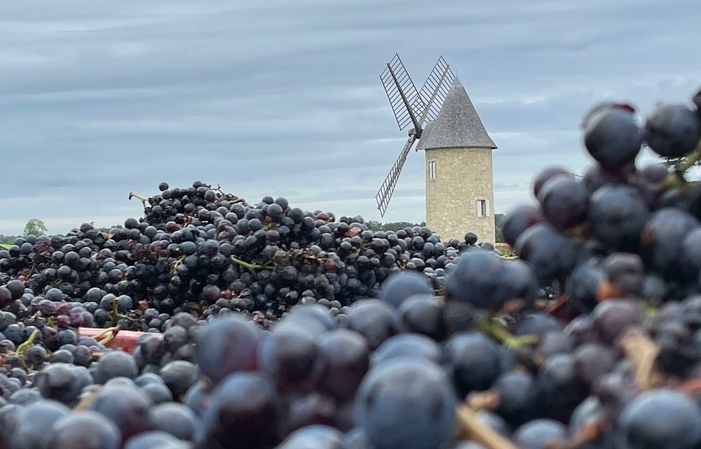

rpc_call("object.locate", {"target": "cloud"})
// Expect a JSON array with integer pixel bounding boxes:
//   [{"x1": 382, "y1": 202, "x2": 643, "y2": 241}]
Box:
[{"x1": 1, "y1": 0, "x2": 700, "y2": 235}]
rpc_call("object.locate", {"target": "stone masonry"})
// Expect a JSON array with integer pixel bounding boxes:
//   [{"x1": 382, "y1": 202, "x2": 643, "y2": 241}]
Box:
[{"x1": 425, "y1": 147, "x2": 496, "y2": 242}]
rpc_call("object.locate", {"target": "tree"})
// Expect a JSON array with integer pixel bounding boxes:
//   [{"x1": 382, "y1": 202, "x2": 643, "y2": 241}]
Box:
[
  {"x1": 365, "y1": 221, "x2": 427, "y2": 232},
  {"x1": 494, "y1": 213, "x2": 506, "y2": 243},
  {"x1": 0, "y1": 235, "x2": 20, "y2": 245},
  {"x1": 23, "y1": 219, "x2": 47, "y2": 237}
]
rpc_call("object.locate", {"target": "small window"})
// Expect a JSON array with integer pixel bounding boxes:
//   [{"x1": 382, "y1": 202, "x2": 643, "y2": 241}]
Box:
[
  {"x1": 428, "y1": 160, "x2": 436, "y2": 181},
  {"x1": 476, "y1": 199, "x2": 489, "y2": 218}
]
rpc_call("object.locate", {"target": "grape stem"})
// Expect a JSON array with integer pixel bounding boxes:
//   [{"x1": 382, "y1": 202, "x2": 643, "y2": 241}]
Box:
[
  {"x1": 128, "y1": 191, "x2": 149, "y2": 207},
  {"x1": 663, "y1": 136, "x2": 701, "y2": 189},
  {"x1": 619, "y1": 327, "x2": 661, "y2": 391},
  {"x1": 456, "y1": 404, "x2": 522, "y2": 449},
  {"x1": 478, "y1": 314, "x2": 538, "y2": 349},
  {"x1": 230, "y1": 256, "x2": 275, "y2": 275},
  {"x1": 14, "y1": 328, "x2": 40, "y2": 358}
]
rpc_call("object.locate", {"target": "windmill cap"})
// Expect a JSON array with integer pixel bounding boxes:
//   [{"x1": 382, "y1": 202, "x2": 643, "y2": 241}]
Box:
[{"x1": 416, "y1": 76, "x2": 497, "y2": 151}]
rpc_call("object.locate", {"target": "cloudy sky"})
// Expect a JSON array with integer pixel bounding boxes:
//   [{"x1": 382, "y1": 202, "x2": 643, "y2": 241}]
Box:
[{"x1": 1, "y1": 0, "x2": 700, "y2": 235}]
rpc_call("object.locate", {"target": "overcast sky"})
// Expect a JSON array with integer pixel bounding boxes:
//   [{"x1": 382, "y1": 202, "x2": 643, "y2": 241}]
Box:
[{"x1": 1, "y1": 0, "x2": 700, "y2": 235}]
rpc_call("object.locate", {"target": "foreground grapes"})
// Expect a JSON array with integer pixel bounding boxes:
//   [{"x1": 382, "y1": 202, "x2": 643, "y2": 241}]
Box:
[{"x1": 1, "y1": 87, "x2": 701, "y2": 449}]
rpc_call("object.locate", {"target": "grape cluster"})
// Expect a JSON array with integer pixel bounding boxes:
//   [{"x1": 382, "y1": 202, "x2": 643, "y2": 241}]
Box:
[{"x1": 1, "y1": 87, "x2": 701, "y2": 449}]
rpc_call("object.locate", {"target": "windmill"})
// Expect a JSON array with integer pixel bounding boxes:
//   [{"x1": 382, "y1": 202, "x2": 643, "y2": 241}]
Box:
[{"x1": 375, "y1": 54, "x2": 456, "y2": 217}]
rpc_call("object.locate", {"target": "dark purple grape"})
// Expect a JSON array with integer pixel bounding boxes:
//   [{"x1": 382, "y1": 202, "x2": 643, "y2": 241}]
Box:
[
  {"x1": 513, "y1": 419, "x2": 568, "y2": 449},
  {"x1": 591, "y1": 299, "x2": 643, "y2": 345},
  {"x1": 645, "y1": 103, "x2": 701, "y2": 158},
  {"x1": 379, "y1": 271, "x2": 433, "y2": 308},
  {"x1": 277, "y1": 425, "x2": 346, "y2": 449},
  {"x1": 193, "y1": 314, "x2": 261, "y2": 385},
  {"x1": 582, "y1": 103, "x2": 643, "y2": 169},
  {"x1": 47, "y1": 410, "x2": 122, "y2": 449},
  {"x1": 444, "y1": 248, "x2": 507, "y2": 310},
  {"x1": 88, "y1": 384, "x2": 153, "y2": 442},
  {"x1": 532, "y1": 167, "x2": 574, "y2": 198},
  {"x1": 346, "y1": 299, "x2": 396, "y2": 351},
  {"x1": 354, "y1": 358, "x2": 456, "y2": 449},
  {"x1": 394, "y1": 294, "x2": 447, "y2": 341},
  {"x1": 446, "y1": 331, "x2": 502, "y2": 397},
  {"x1": 537, "y1": 175, "x2": 590, "y2": 230},
  {"x1": 197, "y1": 372, "x2": 280, "y2": 449},
  {"x1": 316, "y1": 329, "x2": 370, "y2": 403},
  {"x1": 514, "y1": 223, "x2": 578, "y2": 283},
  {"x1": 371, "y1": 333, "x2": 444, "y2": 368},
  {"x1": 640, "y1": 208, "x2": 700, "y2": 279},
  {"x1": 501, "y1": 205, "x2": 545, "y2": 248},
  {"x1": 616, "y1": 390, "x2": 701, "y2": 449},
  {"x1": 588, "y1": 185, "x2": 650, "y2": 251},
  {"x1": 149, "y1": 402, "x2": 199, "y2": 441},
  {"x1": 258, "y1": 321, "x2": 325, "y2": 392}
]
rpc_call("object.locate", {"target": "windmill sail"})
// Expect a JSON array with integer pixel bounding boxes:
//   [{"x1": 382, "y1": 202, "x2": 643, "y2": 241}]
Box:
[
  {"x1": 375, "y1": 54, "x2": 456, "y2": 217},
  {"x1": 379, "y1": 54, "x2": 425, "y2": 131},
  {"x1": 375, "y1": 134, "x2": 417, "y2": 217},
  {"x1": 418, "y1": 56, "x2": 455, "y2": 124}
]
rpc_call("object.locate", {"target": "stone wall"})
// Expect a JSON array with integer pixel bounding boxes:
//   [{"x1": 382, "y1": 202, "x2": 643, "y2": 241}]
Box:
[{"x1": 424, "y1": 147, "x2": 496, "y2": 242}]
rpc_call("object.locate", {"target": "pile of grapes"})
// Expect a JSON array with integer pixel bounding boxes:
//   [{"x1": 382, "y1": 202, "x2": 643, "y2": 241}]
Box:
[
  {"x1": 1, "y1": 86, "x2": 701, "y2": 449},
  {"x1": 0, "y1": 180, "x2": 497, "y2": 334}
]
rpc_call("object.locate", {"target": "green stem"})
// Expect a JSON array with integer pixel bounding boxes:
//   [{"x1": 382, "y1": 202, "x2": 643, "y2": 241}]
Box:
[
  {"x1": 230, "y1": 256, "x2": 274, "y2": 275},
  {"x1": 15, "y1": 329, "x2": 40, "y2": 357},
  {"x1": 478, "y1": 315, "x2": 538, "y2": 349},
  {"x1": 663, "y1": 137, "x2": 701, "y2": 190}
]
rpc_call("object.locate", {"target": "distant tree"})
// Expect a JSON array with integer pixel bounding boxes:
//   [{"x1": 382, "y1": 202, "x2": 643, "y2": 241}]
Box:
[
  {"x1": 366, "y1": 221, "x2": 427, "y2": 232},
  {"x1": 494, "y1": 213, "x2": 506, "y2": 243},
  {"x1": 23, "y1": 219, "x2": 48, "y2": 237},
  {"x1": 0, "y1": 235, "x2": 20, "y2": 245}
]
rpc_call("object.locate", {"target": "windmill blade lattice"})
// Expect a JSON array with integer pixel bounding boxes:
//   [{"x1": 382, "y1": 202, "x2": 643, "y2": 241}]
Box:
[
  {"x1": 379, "y1": 54, "x2": 425, "y2": 131},
  {"x1": 418, "y1": 56, "x2": 455, "y2": 123},
  {"x1": 375, "y1": 134, "x2": 418, "y2": 216}
]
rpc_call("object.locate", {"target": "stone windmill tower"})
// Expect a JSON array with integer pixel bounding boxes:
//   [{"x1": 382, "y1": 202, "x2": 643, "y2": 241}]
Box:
[{"x1": 375, "y1": 54, "x2": 498, "y2": 242}]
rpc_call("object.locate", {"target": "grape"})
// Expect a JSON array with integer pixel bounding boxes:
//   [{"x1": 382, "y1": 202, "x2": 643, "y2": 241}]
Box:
[
  {"x1": 645, "y1": 103, "x2": 701, "y2": 158},
  {"x1": 444, "y1": 248, "x2": 507, "y2": 309},
  {"x1": 93, "y1": 349, "x2": 138, "y2": 384},
  {"x1": 582, "y1": 103, "x2": 643, "y2": 169},
  {"x1": 197, "y1": 372, "x2": 280, "y2": 449},
  {"x1": 491, "y1": 370, "x2": 539, "y2": 428},
  {"x1": 258, "y1": 321, "x2": 326, "y2": 393},
  {"x1": 513, "y1": 419, "x2": 568, "y2": 449},
  {"x1": 616, "y1": 390, "x2": 701, "y2": 449},
  {"x1": 47, "y1": 410, "x2": 122, "y2": 449},
  {"x1": 379, "y1": 271, "x2": 433, "y2": 308},
  {"x1": 532, "y1": 167, "x2": 574, "y2": 198},
  {"x1": 87, "y1": 383, "x2": 153, "y2": 442},
  {"x1": 514, "y1": 223, "x2": 579, "y2": 283},
  {"x1": 591, "y1": 299, "x2": 643, "y2": 345},
  {"x1": 316, "y1": 329, "x2": 370, "y2": 403},
  {"x1": 588, "y1": 185, "x2": 650, "y2": 251},
  {"x1": 346, "y1": 299, "x2": 396, "y2": 351},
  {"x1": 276, "y1": 425, "x2": 347, "y2": 449},
  {"x1": 149, "y1": 402, "x2": 199, "y2": 441},
  {"x1": 393, "y1": 294, "x2": 447, "y2": 341},
  {"x1": 501, "y1": 205, "x2": 545, "y2": 248},
  {"x1": 537, "y1": 175, "x2": 590, "y2": 231},
  {"x1": 354, "y1": 357, "x2": 456, "y2": 449},
  {"x1": 371, "y1": 333, "x2": 444, "y2": 368},
  {"x1": 193, "y1": 314, "x2": 260, "y2": 385},
  {"x1": 445, "y1": 331, "x2": 502, "y2": 397}
]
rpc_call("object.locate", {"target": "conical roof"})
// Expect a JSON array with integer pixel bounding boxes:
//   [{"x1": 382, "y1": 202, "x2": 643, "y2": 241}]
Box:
[{"x1": 416, "y1": 76, "x2": 497, "y2": 151}]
